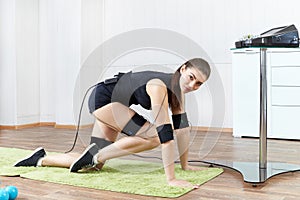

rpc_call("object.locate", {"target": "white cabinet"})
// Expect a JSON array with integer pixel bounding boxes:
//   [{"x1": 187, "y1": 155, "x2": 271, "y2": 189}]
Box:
[
  {"x1": 232, "y1": 49, "x2": 263, "y2": 137},
  {"x1": 232, "y1": 48, "x2": 300, "y2": 139}
]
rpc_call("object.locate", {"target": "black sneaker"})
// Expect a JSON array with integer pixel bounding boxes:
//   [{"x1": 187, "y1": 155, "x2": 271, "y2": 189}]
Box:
[
  {"x1": 14, "y1": 147, "x2": 46, "y2": 167},
  {"x1": 69, "y1": 143, "x2": 99, "y2": 172}
]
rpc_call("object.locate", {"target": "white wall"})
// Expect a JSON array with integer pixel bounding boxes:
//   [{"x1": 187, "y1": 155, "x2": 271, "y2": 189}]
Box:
[
  {"x1": 15, "y1": 0, "x2": 40, "y2": 124},
  {"x1": 0, "y1": 0, "x2": 81, "y2": 126},
  {"x1": 39, "y1": 0, "x2": 81, "y2": 125},
  {"x1": 98, "y1": 0, "x2": 300, "y2": 128},
  {"x1": 79, "y1": 0, "x2": 105, "y2": 124},
  {"x1": 0, "y1": 0, "x2": 17, "y2": 125},
  {"x1": 39, "y1": 0, "x2": 55, "y2": 123},
  {"x1": 1, "y1": 0, "x2": 300, "y2": 128}
]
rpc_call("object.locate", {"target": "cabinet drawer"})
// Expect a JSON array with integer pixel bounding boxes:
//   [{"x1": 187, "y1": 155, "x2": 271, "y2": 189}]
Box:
[
  {"x1": 272, "y1": 67, "x2": 300, "y2": 86},
  {"x1": 272, "y1": 87, "x2": 300, "y2": 106},
  {"x1": 271, "y1": 106, "x2": 300, "y2": 139},
  {"x1": 270, "y1": 52, "x2": 300, "y2": 67}
]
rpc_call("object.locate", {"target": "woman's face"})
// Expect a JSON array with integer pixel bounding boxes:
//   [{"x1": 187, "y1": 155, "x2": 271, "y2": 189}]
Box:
[{"x1": 179, "y1": 65, "x2": 208, "y2": 93}]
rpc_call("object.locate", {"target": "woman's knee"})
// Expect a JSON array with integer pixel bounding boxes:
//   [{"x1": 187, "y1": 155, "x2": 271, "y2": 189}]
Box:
[
  {"x1": 94, "y1": 103, "x2": 134, "y2": 126},
  {"x1": 93, "y1": 102, "x2": 123, "y2": 115},
  {"x1": 147, "y1": 136, "x2": 160, "y2": 149}
]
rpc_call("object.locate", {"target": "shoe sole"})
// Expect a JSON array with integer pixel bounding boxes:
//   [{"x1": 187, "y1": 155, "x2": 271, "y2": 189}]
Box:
[
  {"x1": 14, "y1": 147, "x2": 45, "y2": 167},
  {"x1": 69, "y1": 143, "x2": 96, "y2": 173}
]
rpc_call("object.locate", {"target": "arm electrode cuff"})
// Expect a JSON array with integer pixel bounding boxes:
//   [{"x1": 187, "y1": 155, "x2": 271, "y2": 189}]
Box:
[
  {"x1": 172, "y1": 112, "x2": 189, "y2": 129},
  {"x1": 156, "y1": 124, "x2": 174, "y2": 144}
]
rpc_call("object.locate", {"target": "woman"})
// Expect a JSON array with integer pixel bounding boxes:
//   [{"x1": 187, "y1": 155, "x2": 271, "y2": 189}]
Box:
[{"x1": 14, "y1": 58, "x2": 211, "y2": 188}]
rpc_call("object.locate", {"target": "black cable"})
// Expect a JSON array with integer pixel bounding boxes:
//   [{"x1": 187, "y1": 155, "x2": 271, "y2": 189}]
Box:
[
  {"x1": 132, "y1": 121, "x2": 194, "y2": 162},
  {"x1": 131, "y1": 154, "x2": 162, "y2": 161},
  {"x1": 65, "y1": 83, "x2": 99, "y2": 153},
  {"x1": 65, "y1": 80, "x2": 209, "y2": 168},
  {"x1": 66, "y1": 78, "x2": 208, "y2": 166},
  {"x1": 130, "y1": 154, "x2": 208, "y2": 166},
  {"x1": 65, "y1": 81, "x2": 167, "y2": 153},
  {"x1": 65, "y1": 75, "x2": 181, "y2": 161},
  {"x1": 132, "y1": 154, "x2": 210, "y2": 167}
]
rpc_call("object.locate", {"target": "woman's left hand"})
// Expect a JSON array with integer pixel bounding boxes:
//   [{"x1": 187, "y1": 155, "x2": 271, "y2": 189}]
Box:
[{"x1": 183, "y1": 165, "x2": 205, "y2": 171}]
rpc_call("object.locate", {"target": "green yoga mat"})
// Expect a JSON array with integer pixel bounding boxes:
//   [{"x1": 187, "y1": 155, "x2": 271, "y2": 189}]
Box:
[{"x1": 0, "y1": 147, "x2": 223, "y2": 198}]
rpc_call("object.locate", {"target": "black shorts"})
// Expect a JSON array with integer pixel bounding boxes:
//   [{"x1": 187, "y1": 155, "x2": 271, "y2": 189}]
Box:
[{"x1": 88, "y1": 82, "x2": 116, "y2": 113}]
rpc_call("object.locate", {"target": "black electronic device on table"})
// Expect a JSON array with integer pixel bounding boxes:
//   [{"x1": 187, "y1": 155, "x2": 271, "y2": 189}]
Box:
[{"x1": 235, "y1": 24, "x2": 299, "y2": 48}]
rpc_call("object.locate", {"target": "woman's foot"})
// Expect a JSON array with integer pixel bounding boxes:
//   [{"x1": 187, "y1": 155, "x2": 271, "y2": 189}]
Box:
[
  {"x1": 69, "y1": 143, "x2": 99, "y2": 172},
  {"x1": 14, "y1": 147, "x2": 46, "y2": 167}
]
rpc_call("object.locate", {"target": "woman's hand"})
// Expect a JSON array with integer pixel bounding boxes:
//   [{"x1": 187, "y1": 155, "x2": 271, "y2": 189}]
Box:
[
  {"x1": 80, "y1": 163, "x2": 104, "y2": 172},
  {"x1": 182, "y1": 165, "x2": 205, "y2": 171},
  {"x1": 168, "y1": 179, "x2": 199, "y2": 189}
]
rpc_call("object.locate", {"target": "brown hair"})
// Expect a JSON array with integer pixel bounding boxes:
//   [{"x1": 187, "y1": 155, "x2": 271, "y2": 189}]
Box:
[{"x1": 170, "y1": 58, "x2": 211, "y2": 111}]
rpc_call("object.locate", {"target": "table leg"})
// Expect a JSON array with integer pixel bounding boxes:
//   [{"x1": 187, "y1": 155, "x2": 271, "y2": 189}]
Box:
[{"x1": 201, "y1": 48, "x2": 300, "y2": 184}]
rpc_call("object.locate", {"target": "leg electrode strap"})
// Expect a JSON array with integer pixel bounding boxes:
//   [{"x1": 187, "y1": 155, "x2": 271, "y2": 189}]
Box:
[
  {"x1": 122, "y1": 113, "x2": 147, "y2": 136},
  {"x1": 157, "y1": 124, "x2": 174, "y2": 144},
  {"x1": 90, "y1": 137, "x2": 113, "y2": 149},
  {"x1": 172, "y1": 112, "x2": 189, "y2": 129}
]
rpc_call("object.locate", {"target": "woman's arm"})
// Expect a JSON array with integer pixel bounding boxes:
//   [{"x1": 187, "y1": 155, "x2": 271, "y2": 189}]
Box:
[
  {"x1": 146, "y1": 79, "x2": 197, "y2": 188},
  {"x1": 171, "y1": 94, "x2": 189, "y2": 170},
  {"x1": 146, "y1": 79, "x2": 174, "y2": 181},
  {"x1": 172, "y1": 99, "x2": 202, "y2": 171},
  {"x1": 174, "y1": 126, "x2": 200, "y2": 171},
  {"x1": 174, "y1": 126, "x2": 190, "y2": 169}
]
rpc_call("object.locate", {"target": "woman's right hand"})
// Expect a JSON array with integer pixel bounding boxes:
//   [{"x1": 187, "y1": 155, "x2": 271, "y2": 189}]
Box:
[{"x1": 168, "y1": 179, "x2": 200, "y2": 189}]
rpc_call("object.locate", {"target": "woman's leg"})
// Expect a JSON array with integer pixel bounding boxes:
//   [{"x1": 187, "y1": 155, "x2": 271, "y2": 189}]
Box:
[
  {"x1": 96, "y1": 124, "x2": 160, "y2": 164},
  {"x1": 40, "y1": 119, "x2": 117, "y2": 168},
  {"x1": 17, "y1": 102, "x2": 157, "y2": 169},
  {"x1": 14, "y1": 148, "x2": 82, "y2": 168},
  {"x1": 40, "y1": 153, "x2": 81, "y2": 168},
  {"x1": 70, "y1": 102, "x2": 161, "y2": 172},
  {"x1": 91, "y1": 117, "x2": 118, "y2": 142},
  {"x1": 92, "y1": 102, "x2": 160, "y2": 165}
]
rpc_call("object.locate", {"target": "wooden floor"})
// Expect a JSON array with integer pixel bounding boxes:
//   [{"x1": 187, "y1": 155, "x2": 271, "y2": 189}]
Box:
[{"x1": 1, "y1": 126, "x2": 300, "y2": 200}]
